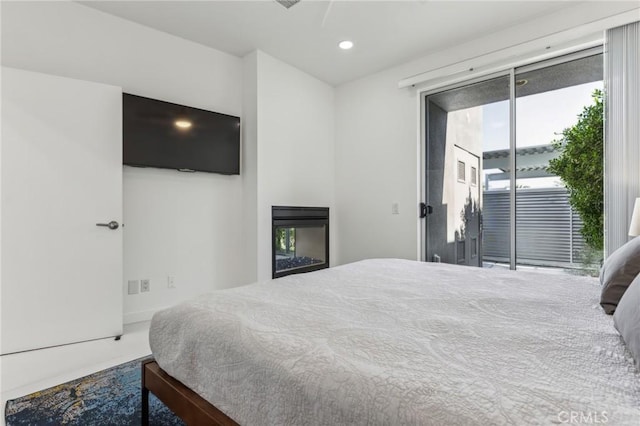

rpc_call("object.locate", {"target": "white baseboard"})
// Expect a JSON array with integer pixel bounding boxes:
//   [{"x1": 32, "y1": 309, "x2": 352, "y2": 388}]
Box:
[{"x1": 123, "y1": 309, "x2": 158, "y2": 325}]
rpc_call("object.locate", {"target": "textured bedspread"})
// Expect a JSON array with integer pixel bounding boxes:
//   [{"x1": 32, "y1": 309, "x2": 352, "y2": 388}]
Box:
[{"x1": 150, "y1": 259, "x2": 640, "y2": 425}]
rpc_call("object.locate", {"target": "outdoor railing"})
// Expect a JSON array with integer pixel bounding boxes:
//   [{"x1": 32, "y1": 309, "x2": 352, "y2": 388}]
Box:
[{"x1": 483, "y1": 187, "x2": 586, "y2": 267}]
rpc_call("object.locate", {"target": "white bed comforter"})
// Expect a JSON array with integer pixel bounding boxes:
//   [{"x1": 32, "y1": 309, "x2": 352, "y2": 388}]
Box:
[{"x1": 150, "y1": 259, "x2": 640, "y2": 425}]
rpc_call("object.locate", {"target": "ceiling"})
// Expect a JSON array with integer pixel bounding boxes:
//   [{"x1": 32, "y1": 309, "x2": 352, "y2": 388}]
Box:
[{"x1": 80, "y1": 1, "x2": 591, "y2": 86}]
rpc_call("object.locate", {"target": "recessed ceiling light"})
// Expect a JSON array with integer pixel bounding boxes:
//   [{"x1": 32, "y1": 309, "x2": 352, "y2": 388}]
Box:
[
  {"x1": 338, "y1": 40, "x2": 354, "y2": 50},
  {"x1": 174, "y1": 120, "x2": 192, "y2": 129}
]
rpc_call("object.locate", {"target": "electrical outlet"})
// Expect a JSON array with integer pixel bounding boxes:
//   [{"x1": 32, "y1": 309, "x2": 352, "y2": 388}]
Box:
[
  {"x1": 392, "y1": 202, "x2": 399, "y2": 215},
  {"x1": 168, "y1": 276, "x2": 176, "y2": 289},
  {"x1": 141, "y1": 279, "x2": 150, "y2": 292},
  {"x1": 127, "y1": 280, "x2": 139, "y2": 295}
]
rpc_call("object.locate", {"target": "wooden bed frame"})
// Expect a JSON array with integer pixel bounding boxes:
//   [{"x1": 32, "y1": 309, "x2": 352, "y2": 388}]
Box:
[{"x1": 141, "y1": 359, "x2": 239, "y2": 426}]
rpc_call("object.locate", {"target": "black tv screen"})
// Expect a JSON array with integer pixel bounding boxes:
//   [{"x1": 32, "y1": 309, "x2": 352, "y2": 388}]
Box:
[{"x1": 123, "y1": 93, "x2": 240, "y2": 175}]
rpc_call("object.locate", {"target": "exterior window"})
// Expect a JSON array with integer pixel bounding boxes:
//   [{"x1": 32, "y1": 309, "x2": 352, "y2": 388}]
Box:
[
  {"x1": 471, "y1": 166, "x2": 477, "y2": 186},
  {"x1": 457, "y1": 160, "x2": 466, "y2": 182}
]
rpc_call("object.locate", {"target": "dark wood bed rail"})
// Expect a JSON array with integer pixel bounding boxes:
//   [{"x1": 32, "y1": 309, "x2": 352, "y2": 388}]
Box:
[{"x1": 142, "y1": 359, "x2": 239, "y2": 426}]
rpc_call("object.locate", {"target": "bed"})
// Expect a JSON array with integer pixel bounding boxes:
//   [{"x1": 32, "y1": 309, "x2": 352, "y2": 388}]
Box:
[{"x1": 144, "y1": 259, "x2": 640, "y2": 425}]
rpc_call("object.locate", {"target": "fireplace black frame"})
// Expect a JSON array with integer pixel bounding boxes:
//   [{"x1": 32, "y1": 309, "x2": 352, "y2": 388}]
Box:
[{"x1": 272, "y1": 206, "x2": 329, "y2": 279}]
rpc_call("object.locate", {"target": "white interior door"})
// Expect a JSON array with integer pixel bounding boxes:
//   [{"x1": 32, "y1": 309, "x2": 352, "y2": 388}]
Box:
[{"x1": 1, "y1": 67, "x2": 123, "y2": 354}]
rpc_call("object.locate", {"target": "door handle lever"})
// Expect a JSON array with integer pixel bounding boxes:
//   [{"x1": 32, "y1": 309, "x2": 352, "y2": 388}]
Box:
[
  {"x1": 96, "y1": 221, "x2": 119, "y2": 230},
  {"x1": 419, "y1": 203, "x2": 433, "y2": 218}
]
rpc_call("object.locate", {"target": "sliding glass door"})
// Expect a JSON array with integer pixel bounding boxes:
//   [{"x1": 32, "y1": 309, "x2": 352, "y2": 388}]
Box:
[
  {"x1": 425, "y1": 75, "x2": 510, "y2": 266},
  {"x1": 514, "y1": 53, "x2": 603, "y2": 269},
  {"x1": 424, "y1": 48, "x2": 603, "y2": 271}
]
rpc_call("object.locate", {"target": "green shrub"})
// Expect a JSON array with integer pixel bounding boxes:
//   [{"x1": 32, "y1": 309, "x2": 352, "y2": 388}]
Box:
[{"x1": 548, "y1": 89, "x2": 603, "y2": 251}]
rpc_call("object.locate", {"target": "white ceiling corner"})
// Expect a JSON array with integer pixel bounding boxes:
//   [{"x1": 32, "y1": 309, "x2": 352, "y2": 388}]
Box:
[{"x1": 79, "y1": 1, "x2": 638, "y2": 86}]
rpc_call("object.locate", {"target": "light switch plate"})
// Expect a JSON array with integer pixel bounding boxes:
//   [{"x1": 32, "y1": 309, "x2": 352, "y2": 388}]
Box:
[{"x1": 128, "y1": 280, "x2": 139, "y2": 295}]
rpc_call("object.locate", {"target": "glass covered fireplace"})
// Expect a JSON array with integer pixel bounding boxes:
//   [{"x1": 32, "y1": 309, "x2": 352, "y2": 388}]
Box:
[{"x1": 272, "y1": 206, "x2": 329, "y2": 278}]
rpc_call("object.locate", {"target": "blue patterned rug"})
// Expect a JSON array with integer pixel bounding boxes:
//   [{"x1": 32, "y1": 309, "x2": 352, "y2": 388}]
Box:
[{"x1": 5, "y1": 357, "x2": 184, "y2": 425}]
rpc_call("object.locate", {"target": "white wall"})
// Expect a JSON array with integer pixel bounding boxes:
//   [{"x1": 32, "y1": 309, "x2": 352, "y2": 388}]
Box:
[
  {"x1": 241, "y1": 52, "x2": 259, "y2": 285},
  {"x1": 1, "y1": 1, "x2": 246, "y2": 323},
  {"x1": 334, "y1": 2, "x2": 640, "y2": 266},
  {"x1": 252, "y1": 52, "x2": 335, "y2": 281},
  {"x1": 335, "y1": 72, "x2": 418, "y2": 265}
]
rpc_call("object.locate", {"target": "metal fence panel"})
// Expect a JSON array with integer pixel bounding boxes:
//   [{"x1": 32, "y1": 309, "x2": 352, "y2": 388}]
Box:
[{"x1": 483, "y1": 188, "x2": 586, "y2": 265}]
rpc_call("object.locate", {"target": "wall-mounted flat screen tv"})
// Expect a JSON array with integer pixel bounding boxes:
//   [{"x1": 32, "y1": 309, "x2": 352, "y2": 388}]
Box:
[{"x1": 123, "y1": 93, "x2": 240, "y2": 175}]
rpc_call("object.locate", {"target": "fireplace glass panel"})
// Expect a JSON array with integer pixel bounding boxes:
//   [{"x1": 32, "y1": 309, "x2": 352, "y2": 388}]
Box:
[{"x1": 274, "y1": 224, "x2": 327, "y2": 275}]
